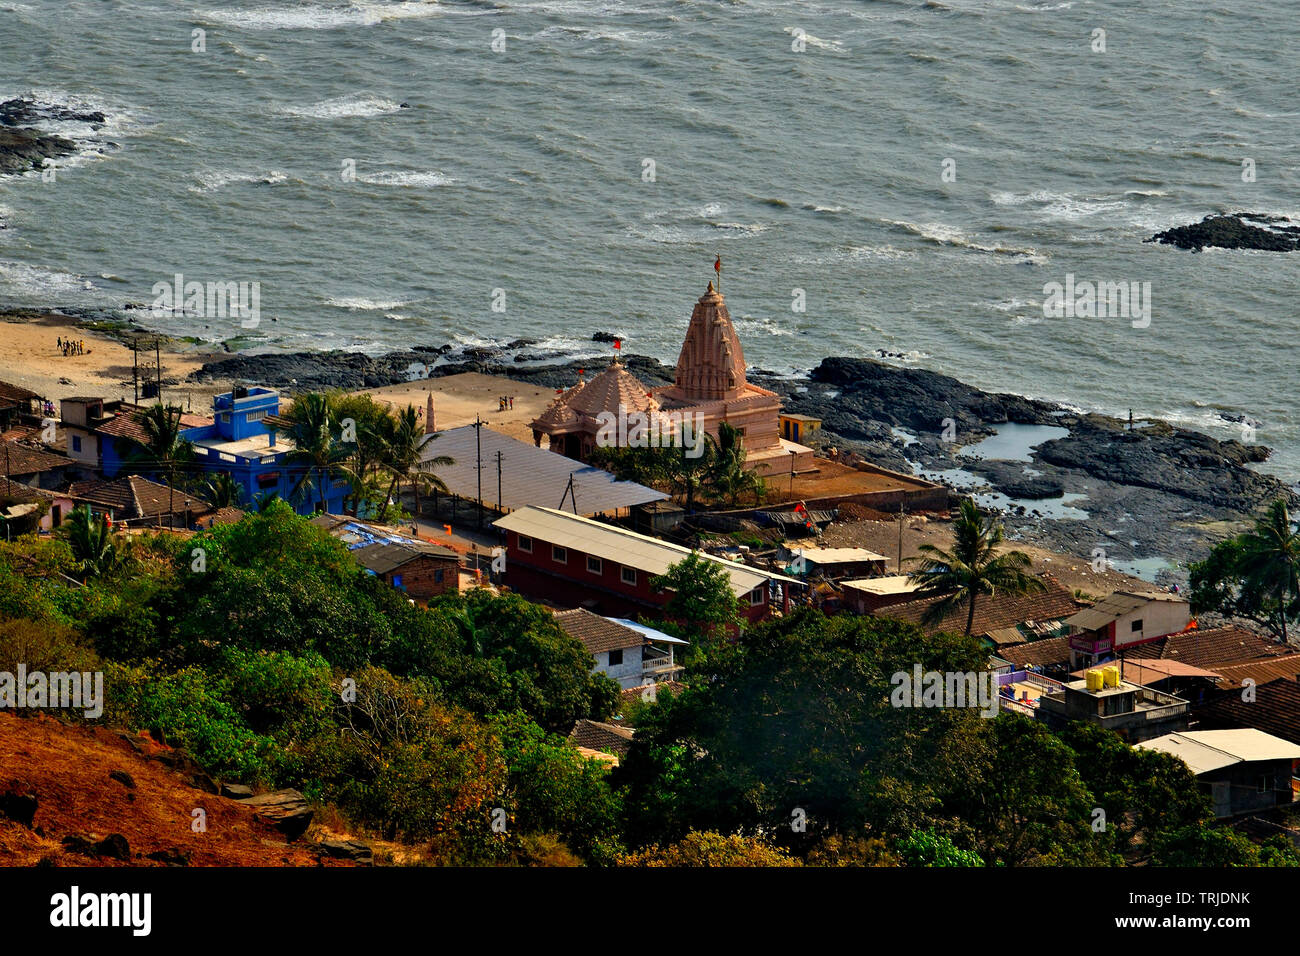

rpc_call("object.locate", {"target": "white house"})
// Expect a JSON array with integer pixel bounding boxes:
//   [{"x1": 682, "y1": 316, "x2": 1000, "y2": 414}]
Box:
[{"x1": 553, "y1": 608, "x2": 687, "y2": 689}]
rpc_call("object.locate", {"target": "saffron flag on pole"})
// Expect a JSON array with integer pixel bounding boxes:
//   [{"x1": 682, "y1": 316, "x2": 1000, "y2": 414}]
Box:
[
  {"x1": 613, "y1": 338, "x2": 621, "y2": 350},
  {"x1": 714, "y1": 256, "x2": 721, "y2": 276}
]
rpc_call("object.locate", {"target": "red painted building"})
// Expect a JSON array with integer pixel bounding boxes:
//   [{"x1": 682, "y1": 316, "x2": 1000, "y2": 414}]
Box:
[{"x1": 493, "y1": 506, "x2": 797, "y2": 624}]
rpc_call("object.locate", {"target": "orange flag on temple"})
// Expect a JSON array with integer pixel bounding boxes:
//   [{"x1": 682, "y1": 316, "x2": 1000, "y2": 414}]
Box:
[{"x1": 714, "y1": 256, "x2": 721, "y2": 275}]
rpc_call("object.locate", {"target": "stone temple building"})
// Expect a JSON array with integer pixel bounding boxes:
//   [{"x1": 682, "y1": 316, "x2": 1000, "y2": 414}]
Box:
[{"x1": 530, "y1": 282, "x2": 814, "y2": 475}]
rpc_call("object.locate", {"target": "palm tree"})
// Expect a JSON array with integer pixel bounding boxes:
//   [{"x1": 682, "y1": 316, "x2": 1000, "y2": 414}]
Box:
[
  {"x1": 1236, "y1": 497, "x2": 1300, "y2": 643},
  {"x1": 62, "y1": 505, "x2": 117, "y2": 578},
  {"x1": 707, "y1": 422, "x2": 766, "y2": 507},
  {"x1": 907, "y1": 497, "x2": 1046, "y2": 636},
  {"x1": 378, "y1": 404, "x2": 453, "y2": 522},
  {"x1": 279, "y1": 394, "x2": 358, "y2": 515},
  {"x1": 124, "y1": 404, "x2": 195, "y2": 523},
  {"x1": 206, "y1": 472, "x2": 243, "y2": 509}
]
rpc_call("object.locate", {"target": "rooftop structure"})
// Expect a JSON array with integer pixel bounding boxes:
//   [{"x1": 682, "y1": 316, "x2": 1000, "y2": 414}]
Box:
[
  {"x1": 1036, "y1": 669, "x2": 1189, "y2": 742},
  {"x1": 425, "y1": 424, "x2": 667, "y2": 517}
]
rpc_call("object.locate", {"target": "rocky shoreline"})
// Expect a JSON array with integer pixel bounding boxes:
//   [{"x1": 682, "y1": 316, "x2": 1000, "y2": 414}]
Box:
[
  {"x1": 0, "y1": 97, "x2": 114, "y2": 176},
  {"x1": 1147, "y1": 213, "x2": 1300, "y2": 253},
  {"x1": 189, "y1": 341, "x2": 1294, "y2": 583}
]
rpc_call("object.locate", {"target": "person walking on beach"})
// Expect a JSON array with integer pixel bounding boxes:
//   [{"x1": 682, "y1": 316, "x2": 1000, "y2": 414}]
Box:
[{"x1": 508, "y1": 396, "x2": 514, "y2": 410}]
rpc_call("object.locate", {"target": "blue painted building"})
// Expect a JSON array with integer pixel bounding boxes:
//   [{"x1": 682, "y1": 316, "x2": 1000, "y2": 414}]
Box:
[{"x1": 181, "y1": 386, "x2": 349, "y2": 516}]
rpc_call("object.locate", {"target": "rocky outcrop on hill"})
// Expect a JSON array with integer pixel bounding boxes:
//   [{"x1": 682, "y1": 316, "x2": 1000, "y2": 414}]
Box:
[
  {"x1": 1147, "y1": 213, "x2": 1300, "y2": 252},
  {"x1": 235, "y1": 789, "x2": 314, "y2": 840}
]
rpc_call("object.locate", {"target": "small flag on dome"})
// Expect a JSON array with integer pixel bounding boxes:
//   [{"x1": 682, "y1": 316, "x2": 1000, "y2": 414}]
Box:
[
  {"x1": 714, "y1": 256, "x2": 721, "y2": 275},
  {"x1": 613, "y1": 338, "x2": 621, "y2": 350}
]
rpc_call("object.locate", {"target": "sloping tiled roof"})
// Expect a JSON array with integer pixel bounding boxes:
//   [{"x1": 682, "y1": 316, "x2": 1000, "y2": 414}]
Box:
[
  {"x1": 1000, "y1": 636, "x2": 1072, "y2": 669},
  {"x1": 0, "y1": 477, "x2": 57, "y2": 503},
  {"x1": 568, "y1": 719, "x2": 635, "y2": 758},
  {"x1": 0, "y1": 381, "x2": 40, "y2": 405},
  {"x1": 67, "y1": 475, "x2": 211, "y2": 520},
  {"x1": 1123, "y1": 626, "x2": 1286, "y2": 670},
  {"x1": 618, "y1": 681, "x2": 687, "y2": 717},
  {"x1": 352, "y1": 540, "x2": 458, "y2": 575},
  {"x1": 554, "y1": 607, "x2": 646, "y2": 655},
  {"x1": 1197, "y1": 679, "x2": 1300, "y2": 746},
  {"x1": 1207, "y1": 655, "x2": 1300, "y2": 690},
  {"x1": 1, "y1": 441, "x2": 73, "y2": 476},
  {"x1": 95, "y1": 406, "x2": 213, "y2": 444},
  {"x1": 876, "y1": 575, "x2": 1081, "y2": 638}
]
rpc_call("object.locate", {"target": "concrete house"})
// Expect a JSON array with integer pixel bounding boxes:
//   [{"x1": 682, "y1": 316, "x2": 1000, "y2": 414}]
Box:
[
  {"x1": 1066, "y1": 590, "x2": 1192, "y2": 670},
  {"x1": 1035, "y1": 667, "x2": 1189, "y2": 743},
  {"x1": 553, "y1": 608, "x2": 686, "y2": 689},
  {"x1": 182, "y1": 387, "x2": 349, "y2": 516},
  {"x1": 1138, "y1": 729, "x2": 1300, "y2": 818},
  {"x1": 311, "y1": 514, "x2": 459, "y2": 601}
]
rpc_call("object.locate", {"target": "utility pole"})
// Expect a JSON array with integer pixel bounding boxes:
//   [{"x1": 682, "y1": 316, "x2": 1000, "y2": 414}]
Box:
[
  {"x1": 474, "y1": 414, "x2": 483, "y2": 531},
  {"x1": 496, "y1": 449, "x2": 503, "y2": 513},
  {"x1": 155, "y1": 338, "x2": 162, "y2": 403},
  {"x1": 897, "y1": 502, "x2": 907, "y2": 572},
  {"x1": 132, "y1": 341, "x2": 139, "y2": 403}
]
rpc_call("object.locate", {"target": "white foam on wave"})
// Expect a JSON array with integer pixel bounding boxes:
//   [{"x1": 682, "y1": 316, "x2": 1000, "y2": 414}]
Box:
[
  {"x1": 279, "y1": 92, "x2": 404, "y2": 119},
  {"x1": 357, "y1": 170, "x2": 455, "y2": 187},
  {"x1": 190, "y1": 169, "x2": 290, "y2": 193},
  {"x1": 881, "y1": 217, "x2": 1043, "y2": 261},
  {"x1": 732, "y1": 315, "x2": 796, "y2": 338},
  {"x1": 530, "y1": 24, "x2": 665, "y2": 44},
  {"x1": 200, "y1": 2, "x2": 447, "y2": 31},
  {"x1": 0, "y1": 259, "x2": 101, "y2": 300},
  {"x1": 325, "y1": 295, "x2": 415, "y2": 311},
  {"x1": 783, "y1": 26, "x2": 846, "y2": 52}
]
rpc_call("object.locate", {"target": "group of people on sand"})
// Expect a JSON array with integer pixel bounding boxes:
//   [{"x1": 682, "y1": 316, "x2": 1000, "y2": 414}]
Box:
[
  {"x1": 498, "y1": 395, "x2": 515, "y2": 411},
  {"x1": 56, "y1": 336, "x2": 86, "y2": 356}
]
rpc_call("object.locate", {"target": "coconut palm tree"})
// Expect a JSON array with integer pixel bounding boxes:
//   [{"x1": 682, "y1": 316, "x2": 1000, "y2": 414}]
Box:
[
  {"x1": 279, "y1": 393, "x2": 359, "y2": 515},
  {"x1": 1236, "y1": 497, "x2": 1300, "y2": 643},
  {"x1": 907, "y1": 497, "x2": 1046, "y2": 636},
  {"x1": 206, "y1": 472, "x2": 243, "y2": 509},
  {"x1": 707, "y1": 422, "x2": 766, "y2": 507},
  {"x1": 123, "y1": 403, "x2": 195, "y2": 523},
  {"x1": 378, "y1": 404, "x2": 453, "y2": 522},
  {"x1": 62, "y1": 505, "x2": 117, "y2": 578}
]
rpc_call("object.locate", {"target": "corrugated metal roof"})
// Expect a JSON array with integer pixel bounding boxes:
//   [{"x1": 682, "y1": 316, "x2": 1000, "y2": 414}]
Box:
[
  {"x1": 1065, "y1": 591, "x2": 1166, "y2": 630},
  {"x1": 352, "y1": 541, "x2": 457, "y2": 575},
  {"x1": 796, "y1": 547, "x2": 889, "y2": 565},
  {"x1": 1137, "y1": 729, "x2": 1300, "y2": 775},
  {"x1": 422, "y1": 424, "x2": 667, "y2": 516},
  {"x1": 495, "y1": 505, "x2": 798, "y2": 596}
]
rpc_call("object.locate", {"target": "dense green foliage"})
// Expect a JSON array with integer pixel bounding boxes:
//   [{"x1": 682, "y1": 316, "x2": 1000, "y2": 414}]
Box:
[
  {"x1": 0, "y1": 504, "x2": 1286, "y2": 866},
  {"x1": 1190, "y1": 496, "x2": 1300, "y2": 641}
]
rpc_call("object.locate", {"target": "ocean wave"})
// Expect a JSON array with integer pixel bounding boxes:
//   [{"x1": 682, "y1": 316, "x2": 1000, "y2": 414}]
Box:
[
  {"x1": 189, "y1": 169, "x2": 290, "y2": 193},
  {"x1": 879, "y1": 217, "x2": 1043, "y2": 261},
  {"x1": 279, "y1": 92, "x2": 405, "y2": 118},
  {"x1": 629, "y1": 222, "x2": 770, "y2": 244},
  {"x1": 783, "y1": 26, "x2": 846, "y2": 52},
  {"x1": 529, "y1": 24, "x2": 665, "y2": 44},
  {"x1": 324, "y1": 296, "x2": 415, "y2": 311},
  {"x1": 200, "y1": 2, "x2": 447, "y2": 31},
  {"x1": 357, "y1": 170, "x2": 456, "y2": 187},
  {"x1": 0, "y1": 259, "x2": 101, "y2": 300}
]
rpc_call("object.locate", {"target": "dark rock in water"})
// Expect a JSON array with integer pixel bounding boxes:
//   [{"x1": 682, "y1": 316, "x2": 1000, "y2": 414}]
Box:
[
  {"x1": 1034, "y1": 414, "x2": 1280, "y2": 509},
  {"x1": 316, "y1": 838, "x2": 374, "y2": 864},
  {"x1": 195, "y1": 349, "x2": 427, "y2": 393},
  {"x1": 1147, "y1": 213, "x2": 1300, "y2": 252},
  {"x1": 0, "y1": 126, "x2": 77, "y2": 175},
  {"x1": 0, "y1": 96, "x2": 107, "y2": 128},
  {"x1": 0, "y1": 789, "x2": 37, "y2": 828},
  {"x1": 998, "y1": 475, "x2": 1065, "y2": 500},
  {"x1": 504, "y1": 338, "x2": 538, "y2": 349},
  {"x1": 592, "y1": 332, "x2": 620, "y2": 343},
  {"x1": 805, "y1": 356, "x2": 1058, "y2": 438},
  {"x1": 237, "y1": 789, "x2": 313, "y2": 840}
]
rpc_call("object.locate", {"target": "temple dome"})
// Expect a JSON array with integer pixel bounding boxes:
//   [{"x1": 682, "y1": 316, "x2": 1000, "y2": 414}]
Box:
[
  {"x1": 672, "y1": 282, "x2": 747, "y2": 401},
  {"x1": 567, "y1": 359, "x2": 658, "y2": 418}
]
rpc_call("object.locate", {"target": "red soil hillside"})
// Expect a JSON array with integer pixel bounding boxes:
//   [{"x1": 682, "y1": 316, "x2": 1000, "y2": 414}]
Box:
[{"x1": 0, "y1": 711, "x2": 350, "y2": 867}]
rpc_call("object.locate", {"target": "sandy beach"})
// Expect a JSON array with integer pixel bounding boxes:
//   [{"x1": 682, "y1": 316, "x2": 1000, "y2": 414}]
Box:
[
  {"x1": 0, "y1": 310, "x2": 229, "y2": 413},
  {"x1": 355, "y1": 372, "x2": 571, "y2": 444}
]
